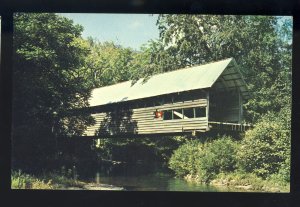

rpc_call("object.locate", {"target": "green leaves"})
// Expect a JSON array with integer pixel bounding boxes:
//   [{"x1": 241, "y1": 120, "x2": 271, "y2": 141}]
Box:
[
  {"x1": 155, "y1": 15, "x2": 292, "y2": 122},
  {"x1": 83, "y1": 40, "x2": 134, "y2": 88},
  {"x1": 169, "y1": 110, "x2": 291, "y2": 183},
  {"x1": 169, "y1": 139, "x2": 202, "y2": 177},
  {"x1": 11, "y1": 13, "x2": 291, "y2": 182},
  {"x1": 12, "y1": 13, "x2": 94, "y2": 170},
  {"x1": 237, "y1": 106, "x2": 291, "y2": 178},
  {"x1": 169, "y1": 136, "x2": 238, "y2": 183}
]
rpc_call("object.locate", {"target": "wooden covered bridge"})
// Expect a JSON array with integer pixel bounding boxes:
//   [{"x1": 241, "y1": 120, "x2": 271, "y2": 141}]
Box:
[{"x1": 82, "y1": 58, "x2": 252, "y2": 137}]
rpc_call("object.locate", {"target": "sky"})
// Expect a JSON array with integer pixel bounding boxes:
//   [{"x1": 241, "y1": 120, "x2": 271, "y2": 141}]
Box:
[
  {"x1": 57, "y1": 14, "x2": 292, "y2": 51},
  {"x1": 58, "y1": 13, "x2": 160, "y2": 51}
]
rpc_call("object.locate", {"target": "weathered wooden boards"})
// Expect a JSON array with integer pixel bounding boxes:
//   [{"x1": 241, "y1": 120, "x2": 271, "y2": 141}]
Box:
[{"x1": 84, "y1": 99, "x2": 208, "y2": 136}]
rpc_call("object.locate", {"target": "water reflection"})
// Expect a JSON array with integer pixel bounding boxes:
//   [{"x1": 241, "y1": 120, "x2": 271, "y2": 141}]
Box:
[{"x1": 76, "y1": 162, "x2": 242, "y2": 192}]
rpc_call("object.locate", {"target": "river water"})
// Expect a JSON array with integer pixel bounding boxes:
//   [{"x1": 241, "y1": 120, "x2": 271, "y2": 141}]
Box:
[{"x1": 76, "y1": 162, "x2": 240, "y2": 192}]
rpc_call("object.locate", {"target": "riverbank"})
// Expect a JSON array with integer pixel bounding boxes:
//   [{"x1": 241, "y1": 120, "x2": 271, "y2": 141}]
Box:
[
  {"x1": 11, "y1": 169, "x2": 289, "y2": 192},
  {"x1": 11, "y1": 170, "x2": 124, "y2": 190},
  {"x1": 184, "y1": 172, "x2": 290, "y2": 192}
]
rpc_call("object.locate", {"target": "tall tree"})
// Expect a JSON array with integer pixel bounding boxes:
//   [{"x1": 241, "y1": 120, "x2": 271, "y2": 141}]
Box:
[
  {"x1": 12, "y1": 13, "x2": 94, "y2": 171},
  {"x1": 152, "y1": 15, "x2": 292, "y2": 122},
  {"x1": 84, "y1": 40, "x2": 135, "y2": 88}
]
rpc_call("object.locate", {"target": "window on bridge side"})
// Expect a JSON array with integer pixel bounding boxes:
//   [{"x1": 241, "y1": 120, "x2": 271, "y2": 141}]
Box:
[
  {"x1": 173, "y1": 109, "x2": 183, "y2": 119},
  {"x1": 163, "y1": 110, "x2": 172, "y2": 120},
  {"x1": 183, "y1": 108, "x2": 194, "y2": 119},
  {"x1": 162, "y1": 107, "x2": 206, "y2": 120},
  {"x1": 195, "y1": 107, "x2": 206, "y2": 118}
]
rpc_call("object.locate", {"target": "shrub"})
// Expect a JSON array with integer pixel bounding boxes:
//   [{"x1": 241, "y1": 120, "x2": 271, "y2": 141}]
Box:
[
  {"x1": 169, "y1": 136, "x2": 238, "y2": 183},
  {"x1": 278, "y1": 155, "x2": 290, "y2": 182},
  {"x1": 215, "y1": 172, "x2": 265, "y2": 189},
  {"x1": 237, "y1": 107, "x2": 291, "y2": 178},
  {"x1": 11, "y1": 170, "x2": 53, "y2": 189},
  {"x1": 269, "y1": 155, "x2": 290, "y2": 184},
  {"x1": 196, "y1": 136, "x2": 238, "y2": 182},
  {"x1": 168, "y1": 140, "x2": 203, "y2": 177},
  {"x1": 215, "y1": 171, "x2": 289, "y2": 192}
]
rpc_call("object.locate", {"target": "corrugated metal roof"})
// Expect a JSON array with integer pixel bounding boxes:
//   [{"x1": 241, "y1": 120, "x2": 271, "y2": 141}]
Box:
[{"x1": 89, "y1": 58, "x2": 249, "y2": 107}]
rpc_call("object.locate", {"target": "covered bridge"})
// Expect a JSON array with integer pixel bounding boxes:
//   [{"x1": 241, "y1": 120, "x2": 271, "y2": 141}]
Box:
[{"x1": 83, "y1": 58, "x2": 251, "y2": 137}]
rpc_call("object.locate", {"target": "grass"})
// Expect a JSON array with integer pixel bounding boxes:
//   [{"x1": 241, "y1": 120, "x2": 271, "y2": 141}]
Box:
[
  {"x1": 12, "y1": 169, "x2": 289, "y2": 192},
  {"x1": 11, "y1": 170, "x2": 53, "y2": 189},
  {"x1": 182, "y1": 171, "x2": 289, "y2": 192},
  {"x1": 211, "y1": 172, "x2": 290, "y2": 192},
  {"x1": 11, "y1": 170, "x2": 85, "y2": 190}
]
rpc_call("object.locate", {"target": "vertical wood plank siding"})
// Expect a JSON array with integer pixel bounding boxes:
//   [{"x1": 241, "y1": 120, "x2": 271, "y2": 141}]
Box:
[{"x1": 84, "y1": 99, "x2": 208, "y2": 136}]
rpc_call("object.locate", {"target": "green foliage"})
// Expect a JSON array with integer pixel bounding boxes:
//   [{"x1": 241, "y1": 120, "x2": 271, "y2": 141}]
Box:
[
  {"x1": 276, "y1": 154, "x2": 291, "y2": 183},
  {"x1": 169, "y1": 139, "x2": 202, "y2": 177},
  {"x1": 157, "y1": 15, "x2": 291, "y2": 186},
  {"x1": 11, "y1": 170, "x2": 86, "y2": 189},
  {"x1": 215, "y1": 172, "x2": 289, "y2": 192},
  {"x1": 82, "y1": 38, "x2": 177, "y2": 87},
  {"x1": 84, "y1": 40, "x2": 135, "y2": 88},
  {"x1": 42, "y1": 171, "x2": 83, "y2": 188},
  {"x1": 93, "y1": 136, "x2": 187, "y2": 165},
  {"x1": 215, "y1": 172, "x2": 266, "y2": 190},
  {"x1": 12, "y1": 13, "x2": 94, "y2": 171},
  {"x1": 237, "y1": 106, "x2": 291, "y2": 178},
  {"x1": 11, "y1": 170, "x2": 53, "y2": 189},
  {"x1": 11, "y1": 13, "x2": 291, "y2": 191},
  {"x1": 169, "y1": 136, "x2": 238, "y2": 182},
  {"x1": 155, "y1": 15, "x2": 292, "y2": 122},
  {"x1": 196, "y1": 137, "x2": 238, "y2": 182},
  {"x1": 130, "y1": 40, "x2": 179, "y2": 81},
  {"x1": 168, "y1": 109, "x2": 290, "y2": 185}
]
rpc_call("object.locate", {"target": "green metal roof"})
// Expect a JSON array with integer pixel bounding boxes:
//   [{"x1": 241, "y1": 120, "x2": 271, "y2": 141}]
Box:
[{"x1": 89, "y1": 58, "x2": 250, "y2": 107}]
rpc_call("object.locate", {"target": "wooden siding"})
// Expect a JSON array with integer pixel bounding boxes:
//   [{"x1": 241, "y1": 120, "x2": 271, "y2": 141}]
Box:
[{"x1": 84, "y1": 99, "x2": 208, "y2": 136}]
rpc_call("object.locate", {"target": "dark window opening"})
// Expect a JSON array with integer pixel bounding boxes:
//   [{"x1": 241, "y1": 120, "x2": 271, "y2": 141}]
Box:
[
  {"x1": 173, "y1": 94, "x2": 183, "y2": 103},
  {"x1": 163, "y1": 110, "x2": 172, "y2": 120},
  {"x1": 173, "y1": 109, "x2": 183, "y2": 119},
  {"x1": 162, "y1": 107, "x2": 206, "y2": 120},
  {"x1": 164, "y1": 96, "x2": 173, "y2": 104},
  {"x1": 153, "y1": 97, "x2": 164, "y2": 106},
  {"x1": 195, "y1": 107, "x2": 206, "y2": 118},
  {"x1": 144, "y1": 101, "x2": 151, "y2": 108},
  {"x1": 183, "y1": 108, "x2": 194, "y2": 119}
]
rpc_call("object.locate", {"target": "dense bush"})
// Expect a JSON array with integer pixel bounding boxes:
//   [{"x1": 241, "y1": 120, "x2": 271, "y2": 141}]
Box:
[
  {"x1": 196, "y1": 137, "x2": 238, "y2": 182},
  {"x1": 169, "y1": 136, "x2": 238, "y2": 182},
  {"x1": 168, "y1": 107, "x2": 290, "y2": 188},
  {"x1": 11, "y1": 170, "x2": 85, "y2": 189},
  {"x1": 168, "y1": 140, "x2": 202, "y2": 177},
  {"x1": 237, "y1": 106, "x2": 291, "y2": 179},
  {"x1": 277, "y1": 154, "x2": 290, "y2": 182},
  {"x1": 214, "y1": 172, "x2": 289, "y2": 192},
  {"x1": 11, "y1": 170, "x2": 53, "y2": 189}
]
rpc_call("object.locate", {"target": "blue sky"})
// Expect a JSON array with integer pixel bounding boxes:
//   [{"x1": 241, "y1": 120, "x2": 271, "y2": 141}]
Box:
[
  {"x1": 57, "y1": 14, "x2": 292, "y2": 51},
  {"x1": 58, "y1": 13, "x2": 160, "y2": 51}
]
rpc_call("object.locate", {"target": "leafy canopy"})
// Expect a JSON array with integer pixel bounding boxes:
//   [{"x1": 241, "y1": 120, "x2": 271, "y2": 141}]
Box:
[
  {"x1": 12, "y1": 13, "x2": 94, "y2": 170},
  {"x1": 151, "y1": 15, "x2": 292, "y2": 121}
]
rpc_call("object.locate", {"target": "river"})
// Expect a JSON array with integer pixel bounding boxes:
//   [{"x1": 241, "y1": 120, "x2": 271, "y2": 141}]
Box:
[{"x1": 75, "y1": 162, "x2": 241, "y2": 192}]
